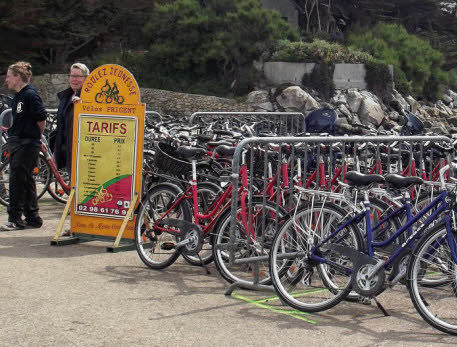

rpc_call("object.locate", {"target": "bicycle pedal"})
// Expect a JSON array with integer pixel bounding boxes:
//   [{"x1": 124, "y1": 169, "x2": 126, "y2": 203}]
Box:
[{"x1": 161, "y1": 242, "x2": 176, "y2": 250}]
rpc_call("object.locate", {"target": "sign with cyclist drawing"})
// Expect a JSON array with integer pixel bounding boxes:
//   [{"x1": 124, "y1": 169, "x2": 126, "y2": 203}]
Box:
[
  {"x1": 75, "y1": 115, "x2": 137, "y2": 219},
  {"x1": 70, "y1": 64, "x2": 145, "y2": 239}
]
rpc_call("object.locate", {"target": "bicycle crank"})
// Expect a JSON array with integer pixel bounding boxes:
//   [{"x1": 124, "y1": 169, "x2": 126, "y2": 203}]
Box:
[
  {"x1": 161, "y1": 218, "x2": 204, "y2": 256},
  {"x1": 353, "y1": 262, "x2": 386, "y2": 297}
]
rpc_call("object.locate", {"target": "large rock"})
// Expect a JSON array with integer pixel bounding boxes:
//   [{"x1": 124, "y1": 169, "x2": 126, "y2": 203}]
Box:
[
  {"x1": 392, "y1": 89, "x2": 409, "y2": 110},
  {"x1": 346, "y1": 89, "x2": 363, "y2": 113},
  {"x1": 430, "y1": 124, "x2": 449, "y2": 134},
  {"x1": 337, "y1": 104, "x2": 352, "y2": 118},
  {"x1": 276, "y1": 86, "x2": 320, "y2": 111},
  {"x1": 387, "y1": 111, "x2": 400, "y2": 122},
  {"x1": 447, "y1": 116, "x2": 457, "y2": 127},
  {"x1": 447, "y1": 89, "x2": 457, "y2": 103},
  {"x1": 330, "y1": 90, "x2": 347, "y2": 106},
  {"x1": 358, "y1": 97, "x2": 385, "y2": 126},
  {"x1": 442, "y1": 94, "x2": 453, "y2": 105},
  {"x1": 246, "y1": 90, "x2": 274, "y2": 111},
  {"x1": 406, "y1": 95, "x2": 419, "y2": 112}
]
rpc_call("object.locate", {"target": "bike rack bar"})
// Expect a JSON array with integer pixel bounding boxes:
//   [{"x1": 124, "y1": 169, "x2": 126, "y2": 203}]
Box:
[
  {"x1": 225, "y1": 134, "x2": 453, "y2": 294},
  {"x1": 188, "y1": 111, "x2": 306, "y2": 136}
]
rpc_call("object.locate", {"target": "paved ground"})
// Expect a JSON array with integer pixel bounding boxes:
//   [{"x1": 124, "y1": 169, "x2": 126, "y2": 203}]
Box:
[{"x1": 0, "y1": 197, "x2": 456, "y2": 346}]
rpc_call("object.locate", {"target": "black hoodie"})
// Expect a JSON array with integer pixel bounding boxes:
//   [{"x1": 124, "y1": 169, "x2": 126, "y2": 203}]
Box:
[{"x1": 8, "y1": 84, "x2": 47, "y2": 144}]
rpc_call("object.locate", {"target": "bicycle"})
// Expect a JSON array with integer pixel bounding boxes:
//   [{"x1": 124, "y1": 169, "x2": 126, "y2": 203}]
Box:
[{"x1": 135, "y1": 143, "x2": 285, "y2": 285}]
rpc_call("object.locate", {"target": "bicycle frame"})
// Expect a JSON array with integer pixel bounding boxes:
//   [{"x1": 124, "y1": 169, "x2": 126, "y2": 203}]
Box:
[
  {"x1": 40, "y1": 137, "x2": 71, "y2": 194},
  {"x1": 311, "y1": 187, "x2": 457, "y2": 272}
]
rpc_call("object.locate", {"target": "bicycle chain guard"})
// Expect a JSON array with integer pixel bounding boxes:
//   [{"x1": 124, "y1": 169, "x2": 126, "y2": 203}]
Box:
[
  {"x1": 161, "y1": 218, "x2": 204, "y2": 256},
  {"x1": 353, "y1": 263, "x2": 386, "y2": 297},
  {"x1": 324, "y1": 243, "x2": 386, "y2": 297}
]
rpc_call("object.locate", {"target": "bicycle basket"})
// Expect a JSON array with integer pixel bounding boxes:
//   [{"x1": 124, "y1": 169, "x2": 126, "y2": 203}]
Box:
[
  {"x1": 400, "y1": 111, "x2": 424, "y2": 136},
  {"x1": 305, "y1": 108, "x2": 338, "y2": 134},
  {"x1": 154, "y1": 142, "x2": 192, "y2": 177}
]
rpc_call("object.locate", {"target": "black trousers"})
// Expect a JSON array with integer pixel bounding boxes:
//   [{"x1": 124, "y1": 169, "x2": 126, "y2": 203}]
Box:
[{"x1": 7, "y1": 145, "x2": 40, "y2": 221}]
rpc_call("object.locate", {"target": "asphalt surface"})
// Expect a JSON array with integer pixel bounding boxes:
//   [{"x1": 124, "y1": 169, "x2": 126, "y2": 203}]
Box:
[{"x1": 0, "y1": 197, "x2": 456, "y2": 346}]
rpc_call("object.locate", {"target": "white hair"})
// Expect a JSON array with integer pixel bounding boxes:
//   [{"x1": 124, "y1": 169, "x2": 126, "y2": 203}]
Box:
[{"x1": 70, "y1": 63, "x2": 90, "y2": 76}]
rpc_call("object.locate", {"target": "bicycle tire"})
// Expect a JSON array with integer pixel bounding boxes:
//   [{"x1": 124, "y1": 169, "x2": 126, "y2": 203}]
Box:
[
  {"x1": 35, "y1": 154, "x2": 52, "y2": 200},
  {"x1": 135, "y1": 183, "x2": 192, "y2": 270},
  {"x1": 269, "y1": 201, "x2": 363, "y2": 312},
  {"x1": 47, "y1": 168, "x2": 70, "y2": 204},
  {"x1": 407, "y1": 223, "x2": 457, "y2": 335},
  {"x1": 0, "y1": 158, "x2": 9, "y2": 206},
  {"x1": 211, "y1": 197, "x2": 285, "y2": 285},
  {"x1": 0, "y1": 154, "x2": 50, "y2": 206}
]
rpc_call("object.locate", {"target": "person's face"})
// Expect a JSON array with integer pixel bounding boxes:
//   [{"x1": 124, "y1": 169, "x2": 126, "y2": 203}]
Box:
[
  {"x1": 5, "y1": 69, "x2": 23, "y2": 92},
  {"x1": 69, "y1": 67, "x2": 86, "y2": 92}
]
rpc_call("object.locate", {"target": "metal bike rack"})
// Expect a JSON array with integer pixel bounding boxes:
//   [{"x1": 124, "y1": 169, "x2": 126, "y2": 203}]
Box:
[
  {"x1": 223, "y1": 134, "x2": 453, "y2": 294},
  {"x1": 189, "y1": 111, "x2": 306, "y2": 136}
]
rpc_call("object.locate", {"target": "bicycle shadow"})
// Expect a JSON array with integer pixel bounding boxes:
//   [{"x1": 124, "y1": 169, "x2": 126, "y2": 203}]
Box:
[
  {"x1": 234, "y1": 288, "x2": 455, "y2": 344},
  {"x1": 98, "y1": 263, "x2": 225, "y2": 296},
  {"x1": 0, "y1": 234, "x2": 105, "y2": 258}
]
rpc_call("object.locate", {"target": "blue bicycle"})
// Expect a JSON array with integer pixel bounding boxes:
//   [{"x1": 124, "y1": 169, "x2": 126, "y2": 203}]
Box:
[{"x1": 270, "y1": 166, "x2": 457, "y2": 335}]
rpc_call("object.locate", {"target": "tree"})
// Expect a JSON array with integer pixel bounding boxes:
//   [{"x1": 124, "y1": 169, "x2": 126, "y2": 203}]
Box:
[
  {"x1": 348, "y1": 22, "x2": 449, "y2": 100},
  {"x1": 141, "y1": 0, "x2": 298, "y2": 94}
]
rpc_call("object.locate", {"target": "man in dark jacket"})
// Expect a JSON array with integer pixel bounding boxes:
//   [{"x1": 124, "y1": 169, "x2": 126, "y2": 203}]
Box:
[
  {"x1": 53, "y1": 63, "x2": 89, "y2": 171},
  {"x1": 1, "y1": 61, "x2": 47, "y2": 231}
]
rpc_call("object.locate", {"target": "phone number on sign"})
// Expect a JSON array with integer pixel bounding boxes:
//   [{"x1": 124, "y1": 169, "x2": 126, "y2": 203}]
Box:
[{"x1": 77, "y1": 205, "x2": 127, "y2": 215}]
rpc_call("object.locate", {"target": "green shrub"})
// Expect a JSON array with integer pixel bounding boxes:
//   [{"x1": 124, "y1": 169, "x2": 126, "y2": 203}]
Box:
[
  {"x1": 270, "y1": 39, "x2": 374, "y2": 64},
  {"x1": 365, "y1": 61, "x2": 393, "y2": 103},
  {"x1": 141, "y1": 0, "x2": 299, "y2": 96},
  {"x1": 348, "y1": 23, "x2": 449, "y2": 100},
  {"x1": 302, "y1": 63, "x2": 335, "y2": 100}
]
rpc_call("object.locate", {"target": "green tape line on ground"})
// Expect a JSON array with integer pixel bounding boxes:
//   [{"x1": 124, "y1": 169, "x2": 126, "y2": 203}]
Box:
[
  {"x1": 232, "y1": 293, "x2": 317, "y2": 324},
  {"x1": 254, "y1": 288, "x2": 329, "y2": 304}
]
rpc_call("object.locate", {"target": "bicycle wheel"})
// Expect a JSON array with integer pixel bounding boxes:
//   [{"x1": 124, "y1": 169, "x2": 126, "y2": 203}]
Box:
[
  {"x1": 0, "y1": 158, "x2": 9, "y2": 206},
  {"x1": 135, "y1": 183, "x2": 192, "y2": 270},
  {"x1": 270, "y1": 201, "x2": 363, "y2": 312},
  {"x1": 47, "y1": 168, "x2": 70, "y2": 203},
  {"x1": 212, "y1": 198, "x2": 285, "y2": 285},
  {"x1": 181, "y1": 182, "x2": 222, "y2": 266},
  {"x1": 35, "y1": 154, "x2": 51, "y2": 200},
  {"x1": 0, "y1": 155, "x2": 50, "y2": 206},
  {"x1": 407, "y1": 224, "x2": 457, "y2": 335}
]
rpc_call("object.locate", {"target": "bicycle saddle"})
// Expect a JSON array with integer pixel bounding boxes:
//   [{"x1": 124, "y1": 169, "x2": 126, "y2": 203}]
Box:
[
  {"x1": 214, "y1": 145, "x2": 236, "y2": 157},
  {"x1": 385, "y1": 174, "x2": 423, "y2": 189},
  {"x1": 346, "y1": 171, "x2": 385, "y2": 187},
  {"x1": 176, "y1": 146, "x2": 206, "y2": 160}
]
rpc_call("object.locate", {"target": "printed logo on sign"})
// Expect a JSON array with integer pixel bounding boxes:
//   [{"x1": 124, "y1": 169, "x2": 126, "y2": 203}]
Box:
[
  {"x1": 95, "y1": 80, "x2": 125, "y2": 105},
  {"x1": 16, "y1": 102, "x2": 23, "y2": 113}
]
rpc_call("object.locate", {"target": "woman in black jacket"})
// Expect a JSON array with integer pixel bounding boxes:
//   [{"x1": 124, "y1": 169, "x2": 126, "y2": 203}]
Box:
[
  {"x1": 53, "y1": 63, "x2": 89, "y2": 171},
  {"x1": 1, "y1": 61, "x2": 47, "y2": 231}
]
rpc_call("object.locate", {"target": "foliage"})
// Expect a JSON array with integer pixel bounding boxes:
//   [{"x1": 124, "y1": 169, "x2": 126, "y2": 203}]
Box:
[
  {"x1": 269, "y1": 39, "x2": 374, "y2": 64},
  {"x1": 0, "y1": 1, "x2": 153, "y2": 73},
  {"x1": 348, "y1": 22, "x2": 449, "y2": 100},
  {"x1": 302, "y1": 63, "x2": 335, "y2": 100},
  {"x1": 141, "y1": 0, "x2": 299, "y2": 95},
  {"x1": 365, "y1": 61, "x2": 394, "y2": 102}
]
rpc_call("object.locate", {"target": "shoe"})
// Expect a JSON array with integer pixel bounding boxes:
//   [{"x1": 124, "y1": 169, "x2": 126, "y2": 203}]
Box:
[
  {"x1": 0, "y1": 220, "x2": 26, "y2": 231},
  {"x1": 25, "y1": 216, "x2": 43, "y2": 228}
]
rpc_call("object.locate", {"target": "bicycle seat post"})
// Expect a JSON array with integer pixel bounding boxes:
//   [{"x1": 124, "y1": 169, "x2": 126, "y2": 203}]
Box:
[{"x1": 191, "y1": 159, "x2": 199, "y2": 224}]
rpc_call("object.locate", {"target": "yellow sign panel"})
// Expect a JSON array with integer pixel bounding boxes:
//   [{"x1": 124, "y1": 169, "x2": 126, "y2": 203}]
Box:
[
  {"x1": 70, "y1": 64, "x2": 144, "y2": 239},
  {"x1": 75, "y1": 115, "x2": 137, "y2": 219}
]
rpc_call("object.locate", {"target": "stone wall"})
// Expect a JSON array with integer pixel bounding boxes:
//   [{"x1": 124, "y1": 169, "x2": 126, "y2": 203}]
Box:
[
  {"x1": 140, "y1": 88, "x2": 250, "y2": 116},
  {"x1": 0, "y1": 74, "x2": 251, "y2": 116},
  {"x1": 261, "y1": 62, "x2": 394, "y2": 90}
]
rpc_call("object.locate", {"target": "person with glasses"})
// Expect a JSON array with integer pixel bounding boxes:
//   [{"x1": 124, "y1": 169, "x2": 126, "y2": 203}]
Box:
[
  {"x1": 1, "y1": 61, "x2": 47, "y2": 231},
  {"x1": 53, "y1": 63, "x2": 90, "y2": 173}
]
